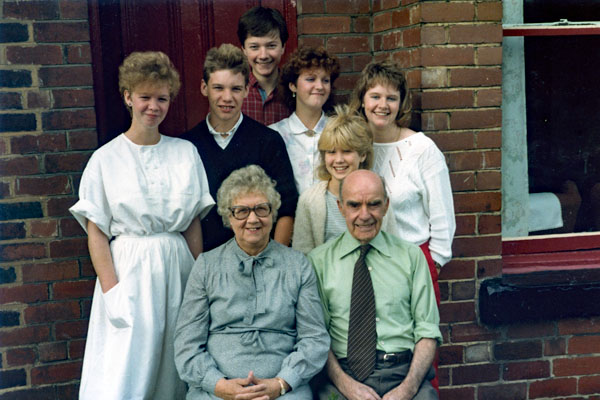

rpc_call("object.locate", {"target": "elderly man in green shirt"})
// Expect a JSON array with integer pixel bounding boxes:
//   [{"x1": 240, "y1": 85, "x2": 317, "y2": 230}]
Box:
[{"x1": 308, "y1": 170, "x2": 441, "y2": 400}]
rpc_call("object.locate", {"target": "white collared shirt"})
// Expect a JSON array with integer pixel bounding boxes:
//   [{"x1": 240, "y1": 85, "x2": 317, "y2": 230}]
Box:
[
  {"x1": 206, "y1": 113, "x2": 244, "y2": 150},
  {"x1": 269, "y1": 112, "x2": 328, "y2": 194}
]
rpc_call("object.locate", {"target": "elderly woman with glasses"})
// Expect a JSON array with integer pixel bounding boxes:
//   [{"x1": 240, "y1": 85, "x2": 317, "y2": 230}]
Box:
[{"x1": 174, "y1": 165, "x2": 330, "y2": 400}]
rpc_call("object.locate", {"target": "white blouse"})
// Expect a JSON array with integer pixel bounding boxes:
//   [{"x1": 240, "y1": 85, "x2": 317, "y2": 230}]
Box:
[{"x1": 373, "y1": 132, "x2": 455, "y2": 266}]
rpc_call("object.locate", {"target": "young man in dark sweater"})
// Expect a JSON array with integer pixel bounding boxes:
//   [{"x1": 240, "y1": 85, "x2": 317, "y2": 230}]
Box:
[{"x1": 180, "y1": 43, "x2": 298, "y2": 252}]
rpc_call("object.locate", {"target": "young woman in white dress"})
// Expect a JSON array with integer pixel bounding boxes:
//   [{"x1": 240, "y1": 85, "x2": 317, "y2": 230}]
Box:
[
  {"x1": 70, "y1": 51, "x2": 214, "y2": 399},
  {"x1": 269, "y1": 46, "x2": 340, "y2": 194}
]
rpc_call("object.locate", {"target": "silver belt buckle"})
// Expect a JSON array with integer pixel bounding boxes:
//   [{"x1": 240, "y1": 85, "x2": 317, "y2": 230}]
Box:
[{"x1": 383, "y1": 353, "x2": 391, "y2": 361}]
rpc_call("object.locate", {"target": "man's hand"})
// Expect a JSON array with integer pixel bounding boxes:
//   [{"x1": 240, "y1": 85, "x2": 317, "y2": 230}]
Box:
[
  {"x1": 381, "y1": 382, "x2": 418, "y2": 400},
  {"x1": 214, "y1": 371, "x2": 268, "y2": 400},
  {"x1": 337, "y1": 375, "x2": 381, "y2": 400}
]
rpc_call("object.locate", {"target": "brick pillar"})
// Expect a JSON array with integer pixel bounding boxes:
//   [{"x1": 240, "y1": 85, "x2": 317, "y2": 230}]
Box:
[{"x1": 0, "y1": 0, "x2": 96, "y2": 397}]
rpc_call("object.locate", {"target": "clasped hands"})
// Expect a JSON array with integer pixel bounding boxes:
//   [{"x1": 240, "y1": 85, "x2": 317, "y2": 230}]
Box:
[{"x1": 215, "y1": 371, "x2": 284, "y2": 400}]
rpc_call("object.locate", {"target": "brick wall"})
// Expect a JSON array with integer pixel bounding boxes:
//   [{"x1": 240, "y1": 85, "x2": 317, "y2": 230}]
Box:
[{"x1": 0, "y1": 0, "x2": 95, "y2": 397}]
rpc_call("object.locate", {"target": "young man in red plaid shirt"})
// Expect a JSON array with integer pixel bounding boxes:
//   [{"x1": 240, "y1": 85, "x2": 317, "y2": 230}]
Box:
[{"x1": 238, "y1": 7, "x2": 291, "y2": 126}]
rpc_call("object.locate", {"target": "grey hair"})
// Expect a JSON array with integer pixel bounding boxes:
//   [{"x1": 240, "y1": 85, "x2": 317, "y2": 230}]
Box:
[
  {"x1": 339, "y1": 173, "x2": 388, "y2": 203},
  {"x1": 216, "y1": 165, "x2": 281, "y2": 228}
]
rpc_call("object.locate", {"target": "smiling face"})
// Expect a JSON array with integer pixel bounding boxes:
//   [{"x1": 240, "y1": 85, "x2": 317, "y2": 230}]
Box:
[
  {"x1": 242, "y1": 31, "x2": 285, "y2": 80},
  {"x1": 362, "y1": 83, "x2": 401, "y2": 132},
  {"x1": 324, "y1": 148, "x2": 366, "y2": 184},
  {"x1": 124, "y1": 81, "x2": 171, "y2": 130},
  {"x1": 290, "y1": 67, "x2": 331, "y2": 113},
  {"x1": 228, "y1": 192, "x2": 273, "y2": 256},
  {"x1": 338, "y1": 170, "x2": 389, "y2": 245},
  {"x1": 201, "y1": 69, "x2": 248, "y2": 132}
]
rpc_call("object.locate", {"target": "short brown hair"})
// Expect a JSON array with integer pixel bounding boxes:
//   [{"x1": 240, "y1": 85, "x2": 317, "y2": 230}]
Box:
[
  {"x1": 203, "y1": 43, "x2": 250, "y2": 85},
  {"x1": 316, "y1": 105, "x2": 373, "y2": 181},
  {"x1": 118, "y1": 51, "x2": 181, "y2": 106},
  {"x1": 349, "y1": 60, "x2": 411, "y2": 127},
  {"x1": 280, "y1": 46, "x2": 340, "y2": 111}
]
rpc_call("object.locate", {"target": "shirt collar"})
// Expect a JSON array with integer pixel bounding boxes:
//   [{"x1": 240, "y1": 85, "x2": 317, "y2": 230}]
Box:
[
  {"x1": 338, "y1": 230, "x2": 390, "y2": 260},
  {"x1": 230, "y1": 237, "x2": 275, "y2": 276},
  {"x1": 289, "y1": 112, "x2": 327, "y2": 136},
  {"x1": 206, "y1": 113, "x2": 244, "y2": 137}
]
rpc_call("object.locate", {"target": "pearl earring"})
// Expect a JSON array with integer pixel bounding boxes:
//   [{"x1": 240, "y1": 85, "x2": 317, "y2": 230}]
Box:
[{"x1": 292, "y1": 92, "x2": 296, "y2": 98}]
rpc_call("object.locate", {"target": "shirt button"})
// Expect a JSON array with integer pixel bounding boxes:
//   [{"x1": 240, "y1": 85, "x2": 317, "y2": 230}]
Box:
[
  {"x1": 368, "y1": 267, "x2": 373, "y2": 271},
  {"x1": 380, "y1": 341, "x2": 385, "y2": 345},
  {"x1": 376, "y1": 317, "x2": 380, "y2": 322}
]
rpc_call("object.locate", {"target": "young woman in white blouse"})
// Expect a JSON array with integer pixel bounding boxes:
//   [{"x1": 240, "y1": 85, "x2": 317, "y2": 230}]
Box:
[
  {"x1": 269, "y1": 46, "x2": 340, "y2": 194},
  {"x1": 350, "y1": 60, "x2": 456, "y2": 305}
]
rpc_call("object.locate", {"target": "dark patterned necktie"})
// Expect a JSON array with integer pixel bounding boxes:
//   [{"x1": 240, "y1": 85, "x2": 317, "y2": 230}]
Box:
[{"x1": 347, "y1": 244, "x2": 376, "y2": 381}]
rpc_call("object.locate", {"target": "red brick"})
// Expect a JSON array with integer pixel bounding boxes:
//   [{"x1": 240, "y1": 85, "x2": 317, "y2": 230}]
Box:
[
  {"x1": 42, "y1": 109, "x2": 96, "y2": 130},
  {"x1": 52, "y1": 280, "x2": 94, "y2": 300},
  {"x1": 478, "y1": 383, "x2": 527, "y2": 400},
  {"x1": 450, "y1": 67, "x2": 502, "y2": 87},
  {"x1": 27, "y1": 90, "x2": 52, "y2": 108},
  {"x1": 529, "y1": 378, "x2": 577, "y2": 398},
  {"x1": 477, "y1": 88, "x2": 502, "y2": 107},
  {"x1": 22, "y1": 260, "x2": 79, "y2": 283},
  {"x1": 439, "y1": 301, "x2": 475, "y2": 323},
  {"x1": 44, "y1": 152, "x2": 90, "y2": 173},
  {"x1": 476, "y1": 170, "x2": 501, "y2": 190},
  {"x1": 5, "y1": 347, "x2": 36, "y2": 367},
  {"x1": 440, "y1": 387, "x2": 475, "y2": 400},
  {"x1": 25, "y1": 301, "x2": 80, "y2": 324},
  {"x1": 29, "y1": 219, "x2": 58, "y2": 238},
  {"x1": 494, "y1": 340, "x2": 543, "y2": 360},
  {"x1": 59, "y1": 218, "x2": 84, "y2": 237},
  {"x1": 554, "y1": 356, "x2": 600, "y2": 376},
  {"x1": 452, "y1": 280, "x2": 475, "y2": 300},
  {"x1": 421, "y1": 46, "x2": 475, "y2": 67},
  {"x1": 440, "y1": 259, "x2": 475, "y2": 280},
  {"x1": 373, "y1": 12, "x2": 392, "y2": 32},
  {"x1": 375, "y1": 0, "x2": 401, "y2": 12},
  {"x1": 65, "y1": 43, "x2": 91, "y2": 64},
  {"x1": 300, "y1": 17, "x2": 351, "y2": 34},
  {"x1": 453, "y1": 234, "x2": 502, "y2": 257},
  {"x1": 327, "y1": 36, "x2": 370, "y2": 54},
  {"x1": 68, "y1": 131, "x2": 97, "y2": 151},
  {"x1": 6, "y1": 45, "x2": 63, "y2": 65},
  {"x1": 47, "y1": 197, "x2": 77, "y2": 217},
  {"x1": 450, "y1": 109, "x2": 502, "y2": 130},
  {"x1": 16, "y1": 175, "x2": 71, "y2": 196},
  {"x1": 447, "y1": 151, "x2": 483, "y2": 171},
  {"x1": 439, "y1": 344, "x2": 463, "y2": 365},
  {"x1": 454, "y1": 192, "x2": 501, "y2": 213},
  {"x1": 452, "y1": 363, "x2": 499, "y2": 384},
  {"x1": 0, "y1": 181, "x2": 11, "y2": 197},
  {"x1": 503, "y1": 360, "x2": 550, "y2": 381},
  {"x1": 33, "y1": 21, "x2": 89, "y2": 42},
  {"x1": 545, "y1": 338, "x2": 566, "y2": 356},
  {"x1": 68, "y1": 339, "x2": 86, "y2": 359},
  {"x1": 506, "y1": 321, "x2": 555, "y2": 339},
  {"x1": 449, "y1": 24, "x2": 502, "y2": 44},
  {"x1": 39, "y1": 66, "x2": 93, "y2": 87},
  {"x1": 353, "y1": 16, "x2": 370, "y2": 33},
  {"x1": 49, "y1": 237, "x2": 88, "y2": 258},
  {"x1": 0, "y1": 222, "x2": 26, "y2": 239},
  {"x1": 392, "y1": 9, "x2": 411, "y2": 27},
  {"x1": 3, "y1": 0, "x2": 59, "y2": 20},
  {"x1": 559, "y1": 317, "x2": 600, "y2": 335},
  {"x1": 59, "y1": 0, "x2": 88, "y2": 19},
  {"x1": 55, "y1": 319, "x2": 89, "y2": 340},
  {"x1": 429, "y1": 131, "x2": 475, "y2": 151},
  {"x1": 380, "y1": 31, "x2": 401, "y2": 51},
  {"x1": 334, "y1": 74, "x2": 360, "y2": 92},
  {"x1": 0, "y1": 243, "x2": 46, "y2": 262},
  {"x1": 478, "y1": 46, "x2": 502, "y2": 65},
  {"x1": 298, "y1": 37, "x2": 325, "y2": 49},
  {"x1": 0, "y1": 156, "x2": 40, "y2": 175},
  {"x1": 299, "y1": 0, "x2": 324, "y2": 13},
  {"x1": 352, "y1": 55, "x2": 372, "y2": 72},
  {"x1": 421, "y1": 67, "x2": 448, "y2": 88},
  {"x1": 0, "y1": 325, "x2": 50, "y2": 346},
  {"x1": 484, "y1": 150, "x2": 501, "y2": 168},
  {"x1": 437, "y1": 365, "x2": 449, "y2": 386},
  {"x1": 326, "y1": 0, "x2": 369, "y2": 14},
  {"x1": 422, "y1": 26, "x2": 445, "y2": 45},
  {"x1": 477, "y1": 258, "x2": 502, "y2": 278},
  {"x1": 80, "y1": 258, "x2": 95, "y2": 277},
  {"x1": 10, "y1": 133, "x2": 67, "y2": 154},
  {"x1": 455, "y1": 214, "x2": 476, "y2": 235},
  {"x1": 421, "y1": 112, "x2": 448, "y2": 131},
  {"x1": 479, "y1": 213, "x2": 501, "y2": 234},
  {"x1": 580, "y1": 375, "x2": 600, "y2": 395},
  {"x1": 39, "y1": 341, "x2": 67, "y2": 362},
  {"x1": 404, "y1": 27, "x2": 422, "y2": 48},
  {"x1": 51, "y1": 88, "x2": 95, "y2": 109},
  {"x1": 30, "y1": 361, "x2": 82, "y2": 385},
  {"x1": 422, "y1": 90, "x2": 473, "y2": 110},
  {"x1": 568, "y1": 335, "x2": 600, "y2": 355},
  {"x1": 421, "y1": 2, "x2": 475, "y2": 22},
  {"x1": 477, "y1": 2, "x2": 503, "y2": 22},
  {"x1": 451, "y1": 171, "x2": 475, "y2": 192}
]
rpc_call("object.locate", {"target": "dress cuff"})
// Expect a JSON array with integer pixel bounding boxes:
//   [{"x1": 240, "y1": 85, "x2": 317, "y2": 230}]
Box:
[
  {"x1": 278, "y1": 367, "x2": 302, "y2": 393},
  {"x1": 201, "y1": 368, "x2": 226, "y2": 395}
]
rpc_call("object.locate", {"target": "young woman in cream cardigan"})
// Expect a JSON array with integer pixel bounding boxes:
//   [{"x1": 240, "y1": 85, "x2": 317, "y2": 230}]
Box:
[{"x1": 292, "y1": 105, "x2": 395, "y2": 254}]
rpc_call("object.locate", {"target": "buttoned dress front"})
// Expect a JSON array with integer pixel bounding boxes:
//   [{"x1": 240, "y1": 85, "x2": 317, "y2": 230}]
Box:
[{"x1": 70, "y1": 134, "x2": 214, "y2": 400}]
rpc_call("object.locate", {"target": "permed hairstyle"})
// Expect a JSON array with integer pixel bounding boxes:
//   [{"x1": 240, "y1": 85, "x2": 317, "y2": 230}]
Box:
[
  {"x1": 216, "y1": 165, "x2": 282, "y2": 228},
  {"x1": 349, "y1": 60, "x2": 412, "y2": 127},
  {"x1": 203, "y1": 43, "x2": 250, "y2": 85},
  {"x1": 118, "y1": 51, "x2": 181, "y2": 108},
  {"x1": 316, "y1": 104, "x2": 374, "y2": 181},
  {"x1": 280, "y1": 46, "x2": 340, "y2": 111},
  {"x1": 237, "y1": 6, "x2": 289, "y2": 46}
]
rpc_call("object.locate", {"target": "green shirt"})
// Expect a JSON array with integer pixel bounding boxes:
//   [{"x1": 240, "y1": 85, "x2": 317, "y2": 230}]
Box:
[{"x1": 308, "y1": 230, "x2": 442, "y2": 358}]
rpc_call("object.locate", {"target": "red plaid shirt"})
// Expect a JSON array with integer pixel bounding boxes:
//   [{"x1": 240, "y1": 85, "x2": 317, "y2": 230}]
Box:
[{"x1": 242, "y1": 73, "x2": 291, "y2": 126}]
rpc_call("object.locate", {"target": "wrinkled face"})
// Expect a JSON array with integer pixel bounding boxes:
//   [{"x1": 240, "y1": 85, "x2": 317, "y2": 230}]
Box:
[
  {"x1": 124, "y1": 82, "x2": 170, "y2": 129},
  {"x1": 338, "y1": 172, "x2": 389, "y2": 244},
  {"x1": 201, "y1": 69, "x2": 248, "y2": 131},
  {"x1": 362, "y1": 83, "x2": 401, "y2": 131},
  {"x1": 228, "y1": 192, "x2": 273, "y2": 255},
  {"x1": 290, "y1": 67, "x2": 331, "y2": 112},
  {"x1": 324, "y1": 148, "x2": 366, "y2": 183},
  {"x1": 242, "y1": 31, "x2": 285, "y2": 80}
]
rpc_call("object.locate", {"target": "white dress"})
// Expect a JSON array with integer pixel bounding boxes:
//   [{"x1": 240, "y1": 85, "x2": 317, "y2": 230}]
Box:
[{"x1": 70, "y1": 134, "x2": 214, "y2": 400}]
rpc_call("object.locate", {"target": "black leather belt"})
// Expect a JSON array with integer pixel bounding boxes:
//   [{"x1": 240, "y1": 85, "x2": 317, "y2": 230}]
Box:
[{"x1": 376, "y1": 350, "x2": 412, "y2": 364}]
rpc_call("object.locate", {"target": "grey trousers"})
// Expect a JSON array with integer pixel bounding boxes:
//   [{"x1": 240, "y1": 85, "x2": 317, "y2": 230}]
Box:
[{"x1": 314, "y1": 358, "x2": 438, "y2": 400}]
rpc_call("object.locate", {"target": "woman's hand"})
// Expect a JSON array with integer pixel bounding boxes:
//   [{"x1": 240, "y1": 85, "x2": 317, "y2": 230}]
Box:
[
  {"x1": 215, "y1": 371, "x2": 270, "y2": 400},
  {"x1": 87, "y1": 220, "x2": 118, "y2": 293}
]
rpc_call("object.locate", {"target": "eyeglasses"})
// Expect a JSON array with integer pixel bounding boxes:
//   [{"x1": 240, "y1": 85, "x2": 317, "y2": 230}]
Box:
[{"x1": 229, "y1": 203, "x2": 272, "y2": 220}]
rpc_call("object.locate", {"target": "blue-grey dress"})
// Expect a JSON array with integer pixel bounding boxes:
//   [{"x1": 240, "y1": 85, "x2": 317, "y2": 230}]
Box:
[{"x1": 174, "y1": 238, "x2": 330, "y2": 399}]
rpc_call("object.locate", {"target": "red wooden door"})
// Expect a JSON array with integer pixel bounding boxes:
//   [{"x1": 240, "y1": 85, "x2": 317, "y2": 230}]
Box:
[{"x1": 89, "y1": 0, "x2": 297, "y2": 144}]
